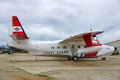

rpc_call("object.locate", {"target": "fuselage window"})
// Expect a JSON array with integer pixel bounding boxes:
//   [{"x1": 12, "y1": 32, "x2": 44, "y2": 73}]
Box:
[
  {"x1": 84, "y1": 46, "x2": 87, "y2": 48},
  {"x1": 51, "y1": 47, "x2": 54, "y2": 49},
  {"x1": 64, "y1": 51, "x2": 66, "y2": 54},
  {"x1": 63, "y1": 46, "x2": 67, "y2": 49},
  {"x1": 57, "y1": 46, "x2": 60, "y2": 49},
  {"x1": 78, "y1": 46, "x2": 81, "y2": 48}
]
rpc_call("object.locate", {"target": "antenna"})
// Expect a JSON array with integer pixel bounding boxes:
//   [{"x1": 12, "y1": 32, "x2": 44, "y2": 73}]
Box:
[{"x1": 90, "y1": 29, "x2": 92, "y2": 31}]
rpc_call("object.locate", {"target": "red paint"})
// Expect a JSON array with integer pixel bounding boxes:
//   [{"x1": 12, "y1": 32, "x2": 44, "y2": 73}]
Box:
[
  {"x1": 83, "y1": 34, "x2": 102, "y2": 47},
  {"x1": 93, "y1": 44, "x2": 102, "y2": 46},
  {"x1": 13, "y1": 32, "x2": 27, "y2": 40},
  {"x1": 12, "y1": 16, "x2": 29, "y2": 40},
  {"x1": 83, "y1": 34, "x2": 93, "y2": 47},
  {"x1": 13, "y1": 32, "x2": 25, "y2": 36},
  {"x1": 13, "y1": 32, "x2": 28, "y2": 40},
  {"x1": 84, "y1": 52, "x2": 98, "y2": 57},
  {"x1": 12, "y1": 16, "x2": 21, "y2": 26}
]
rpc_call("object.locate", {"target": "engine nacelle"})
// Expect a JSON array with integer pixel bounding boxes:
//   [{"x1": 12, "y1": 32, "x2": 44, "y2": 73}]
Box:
[{"x1": 92, "y1": 40, "x2": 100, "y2": 46}]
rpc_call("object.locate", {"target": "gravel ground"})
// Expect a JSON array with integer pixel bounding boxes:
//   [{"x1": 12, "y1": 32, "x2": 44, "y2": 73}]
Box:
[{"x1": 0, "y1": 53, "x2": 120, "y2": 80}]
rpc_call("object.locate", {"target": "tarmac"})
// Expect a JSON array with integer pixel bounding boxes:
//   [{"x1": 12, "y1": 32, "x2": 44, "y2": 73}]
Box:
[{"x1": 0, "y1": 53, "x2": 120, "y2": 80}]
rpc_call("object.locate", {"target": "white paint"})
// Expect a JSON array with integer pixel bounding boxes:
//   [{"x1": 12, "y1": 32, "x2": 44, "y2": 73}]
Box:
[
  {"x1": 13, "y1": 27, "x2": 23, "y2": 32},
  {"x1": 78, "y1": 46, "x2": 102, "y2": 54},
  {"x1": 8, "y1": 16, "x2": 114, "y2": 60}
]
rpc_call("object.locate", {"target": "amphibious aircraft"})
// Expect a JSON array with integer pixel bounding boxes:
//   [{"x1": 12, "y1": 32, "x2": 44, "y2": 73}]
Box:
[{"x1": 8, "y1": 16, "x2": 114, "y2": 61}]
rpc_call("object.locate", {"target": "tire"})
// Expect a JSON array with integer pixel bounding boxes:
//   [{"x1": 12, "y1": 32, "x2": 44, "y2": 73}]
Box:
[
  {"x1": 72, "y1": 56, "x2": 79, "y2": 61},
  {"x1": 101, "y1": 57, "x2": 106, "y2": 61}
]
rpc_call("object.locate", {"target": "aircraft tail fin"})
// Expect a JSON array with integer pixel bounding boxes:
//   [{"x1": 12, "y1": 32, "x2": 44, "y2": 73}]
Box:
[{"x1": 10, "y1": 16, "x2": 29, "y2": 40}]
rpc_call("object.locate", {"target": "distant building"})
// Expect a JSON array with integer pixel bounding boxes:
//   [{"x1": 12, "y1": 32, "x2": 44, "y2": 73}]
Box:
[{"x1": 105, "y1": 39, "x2": 120, "y2": 53}]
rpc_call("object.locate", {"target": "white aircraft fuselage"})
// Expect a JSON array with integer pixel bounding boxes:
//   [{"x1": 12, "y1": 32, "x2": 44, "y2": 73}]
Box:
[{"x1": 8, "y1": 39, "x2": 114, "y2": 60}]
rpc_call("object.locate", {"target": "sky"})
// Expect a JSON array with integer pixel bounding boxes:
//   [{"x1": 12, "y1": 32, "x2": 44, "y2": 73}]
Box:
[{"x1": 0, "y1": 0, "x2": 120, "y2": 46}]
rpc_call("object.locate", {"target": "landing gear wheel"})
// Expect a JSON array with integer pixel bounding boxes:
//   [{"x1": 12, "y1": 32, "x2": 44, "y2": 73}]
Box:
[
  {"x1": 101, "y1": 57, "x2": 106, "y2": 61},
  {"x1": 72, "y1": 56, "x2": 79, "y2": 61}
]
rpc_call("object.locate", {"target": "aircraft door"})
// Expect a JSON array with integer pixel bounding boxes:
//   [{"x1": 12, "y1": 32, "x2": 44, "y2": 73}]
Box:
[{"x1": 71, "y1": 45, "x2": 78, "y2": 56}]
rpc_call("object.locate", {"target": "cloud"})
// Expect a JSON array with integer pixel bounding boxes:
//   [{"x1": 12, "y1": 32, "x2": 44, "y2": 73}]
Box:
[
  {"x1": 0, "y1": 0, "x2": 120, "y2": 46},
  {"x1": 0, "y1": 24, "x2": 9, "y2": 45}
]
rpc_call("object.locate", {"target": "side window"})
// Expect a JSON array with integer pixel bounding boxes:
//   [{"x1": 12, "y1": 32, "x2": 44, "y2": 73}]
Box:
[
  {"x1": 51, "y1": 47, "x2": 54, "y2": 49},
  {"x1": 78, "y1": 46, "x2": 81, "y2": 48},
  {"x1": 57, "y1": 46, "x2": 60, "y2": 49}
]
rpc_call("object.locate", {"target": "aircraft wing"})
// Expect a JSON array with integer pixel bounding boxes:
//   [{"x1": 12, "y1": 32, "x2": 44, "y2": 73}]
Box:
[{"x1": 60, "y1": 30, "x2": 104, "y2": 47}]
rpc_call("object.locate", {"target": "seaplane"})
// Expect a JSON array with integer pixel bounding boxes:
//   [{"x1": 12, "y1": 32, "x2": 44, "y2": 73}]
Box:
[{"x1": 8, "y1": 16, "x2": 114, "y2": 61}]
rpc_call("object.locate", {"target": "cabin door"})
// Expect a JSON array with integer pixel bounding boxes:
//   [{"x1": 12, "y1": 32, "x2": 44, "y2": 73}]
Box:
[{"x1": 71, "y1": 45, "x2": 78, "y2": 56}]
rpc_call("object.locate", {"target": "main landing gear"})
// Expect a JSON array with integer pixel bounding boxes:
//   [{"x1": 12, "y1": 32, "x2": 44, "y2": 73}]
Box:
[
  {"x1": 101, "y1": 57, "x2": 106, "y2": 61},
  {"x1": 68, "y1": 56, "x2": 79, "y2": 61},
  {"x1": 68, "y1": 56, "x2": 107, "y2": 61}
]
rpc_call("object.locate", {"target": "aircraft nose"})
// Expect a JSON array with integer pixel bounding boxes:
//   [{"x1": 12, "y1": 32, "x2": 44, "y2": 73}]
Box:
[
  {"x1": 107, "y1": 46, "x2": 114, "y2": 54},
  {"x1": 97, "y1": 45, "x2": 115, "y2": 56},
  {"x1": 111, "y1": 46, "x2": 115, "y2": 53}
]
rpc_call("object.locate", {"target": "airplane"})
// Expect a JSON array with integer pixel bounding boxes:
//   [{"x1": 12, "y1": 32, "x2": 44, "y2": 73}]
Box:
[{"x1": 8, "y1": 16, "x2": 114, "y2": 61}]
